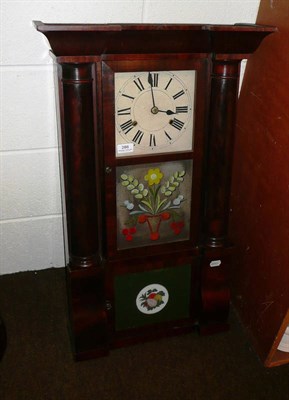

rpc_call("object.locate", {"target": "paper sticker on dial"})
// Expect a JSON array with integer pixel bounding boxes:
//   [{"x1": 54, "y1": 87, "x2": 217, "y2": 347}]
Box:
[
  {"x1": 115, "y1": 70, "x2": 196, "y2": 157},
  {"x1": 136, "y1": 284, "x2": 169, "y2": 314}
]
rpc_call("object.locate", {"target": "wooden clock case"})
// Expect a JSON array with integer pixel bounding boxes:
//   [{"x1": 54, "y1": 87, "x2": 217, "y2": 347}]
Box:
[{"x1": 34, "y1": 22, "x2": 275, "y2": 360}]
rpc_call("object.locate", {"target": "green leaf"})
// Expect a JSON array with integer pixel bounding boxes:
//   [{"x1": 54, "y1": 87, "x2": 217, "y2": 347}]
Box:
[
  {"x1": 139, "y1": 204, "x2": 149, "y2": 212},
  {"x1": 159, "y1": 200, "x2": 171, "y2": 211},
  {"x1": 141, "y1": 200, "x2": 154, "y2": 212},
  {"x1": 149, "y1": 187, "x2": 155, "y2": 197},
  {"x1": 156, "y1": 193, "x2": 161, "y2": 207},
  {"x1": 155, "y1": 198, "x2": 168, "y2": 213},
  {"x1": 154, "y1": 185, "x2": 161, "y2": 196}
]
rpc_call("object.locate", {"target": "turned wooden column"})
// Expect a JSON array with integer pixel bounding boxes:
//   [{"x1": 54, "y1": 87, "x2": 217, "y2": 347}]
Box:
[
  {"x1": 58, "y1": 62, "x2": 99, "y2": 269},
  {"x1": 57, "y1": 62, "x2": 108, "y2": 359},
  {"x1": 205, "y1": 59, "x2": 240, "y2": 246},
  {"x1": 200, "y1": 59, "x2": 241, "y2": 332}
]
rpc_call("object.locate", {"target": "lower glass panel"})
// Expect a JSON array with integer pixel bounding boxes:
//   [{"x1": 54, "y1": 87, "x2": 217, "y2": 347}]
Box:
[
  {"x1": 114, "y1": 264, "x2": 192, "y2": 331},
  {"x1": 116, "y1": 160, "x2": 193, "y2": 250}
]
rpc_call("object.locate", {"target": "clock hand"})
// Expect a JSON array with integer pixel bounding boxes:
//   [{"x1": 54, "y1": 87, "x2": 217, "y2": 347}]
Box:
[
  {"x1": 148, "y1": 72, "x2": 157, "y2": 110},
  {"x1": 147, "y1": 71, "x2": 153, "y2": 87},
  {"x1": 158, "y1": 109, "x2": 176, "y2": 115}
]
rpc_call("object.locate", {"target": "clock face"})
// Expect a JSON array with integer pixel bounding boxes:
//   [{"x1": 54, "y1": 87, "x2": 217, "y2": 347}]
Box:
[{"x1": 115, "y1": 70, "x2": 196, "y2": 157}]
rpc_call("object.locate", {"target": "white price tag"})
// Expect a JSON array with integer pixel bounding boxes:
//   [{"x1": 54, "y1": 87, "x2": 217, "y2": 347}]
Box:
[
  {"x1": 117, "y1": 143, "x2": 134, "y2": 154},
  {"x1": 210, "y1": 260, "x2": 221, "y2": 268}
]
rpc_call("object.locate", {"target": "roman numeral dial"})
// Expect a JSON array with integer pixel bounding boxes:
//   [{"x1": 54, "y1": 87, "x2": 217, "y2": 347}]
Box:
[
  {"x1": 170, "y1": 118, "x2": 185, "y2": 131},
  {"x1": 115, "y1": 70, "x2": 195, "y2": 156},
  {"x1": 132, "y1": 130, "x2": 144, "y2": 144}
]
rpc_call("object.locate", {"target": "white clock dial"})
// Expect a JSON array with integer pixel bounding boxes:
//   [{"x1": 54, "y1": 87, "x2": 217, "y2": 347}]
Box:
[{"x1": 115, "y1": 70, "x2": 196, "y2": 157}]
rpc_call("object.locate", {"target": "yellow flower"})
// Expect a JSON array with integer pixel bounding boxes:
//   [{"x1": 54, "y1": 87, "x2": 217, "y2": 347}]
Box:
[{"x1": 144, "y1": 168, "x2": 163, "y2": 186}]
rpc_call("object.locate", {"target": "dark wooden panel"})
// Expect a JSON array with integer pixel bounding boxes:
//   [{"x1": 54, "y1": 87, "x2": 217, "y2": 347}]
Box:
[{"x1": 230, "y1": 0, "x2": 289, "y2": 366}]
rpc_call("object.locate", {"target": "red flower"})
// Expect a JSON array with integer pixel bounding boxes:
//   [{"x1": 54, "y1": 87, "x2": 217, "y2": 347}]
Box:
[
  {"x1": 125, "y1": 234, "x2": 133, "y2": 241},
  {"x1": 122, "y1": 226, "x2": 136, "y2": 241},
  {"x1": 150, "y1": 232, "x2": 160, "y2": 241},
  {"x1": 129, "y1": 227, "x2": 137, "y2": 234},
  {"x1": 170, "y1": 221, "x2": 184, "y2": 235},
  {"x1": 161, "y1": 212, "x2": 171, "y2": 220},
  {"x1": 138, "y1": 215, "x2": 147, "y2": 224}
]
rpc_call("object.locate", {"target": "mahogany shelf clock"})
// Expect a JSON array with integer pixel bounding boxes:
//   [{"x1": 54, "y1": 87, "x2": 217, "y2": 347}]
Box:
[{"x1": 34, "y1": 22, "x2": 275, "y2": 360}]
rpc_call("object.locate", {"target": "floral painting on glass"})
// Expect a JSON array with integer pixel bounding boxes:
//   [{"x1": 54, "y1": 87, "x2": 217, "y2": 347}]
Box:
[{"x1": 116, "y1": 160, "x2": 193, "y2": 249}]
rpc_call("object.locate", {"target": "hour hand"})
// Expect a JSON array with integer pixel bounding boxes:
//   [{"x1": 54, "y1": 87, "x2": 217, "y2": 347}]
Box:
[{"x1": 158, "y1": 109, "x2": 176, "y2": 115}]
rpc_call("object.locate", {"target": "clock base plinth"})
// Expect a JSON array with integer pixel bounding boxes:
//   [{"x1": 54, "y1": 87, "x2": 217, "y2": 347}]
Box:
[
  {"x1": 67, "y1": 254, "x2": 204, "y2": 361},
  {"x1": 112, "y1": 319, "x2": 198, "y2": 350},
  {"x1": 199, "y1": 246, "x2": 232, "y2": 335},
  {"x1": 66, "y1": 266, "x2": 109, "y2": 360},
  {"x1": 66, "y1": 250, "x2": 232, "y2": 360}
]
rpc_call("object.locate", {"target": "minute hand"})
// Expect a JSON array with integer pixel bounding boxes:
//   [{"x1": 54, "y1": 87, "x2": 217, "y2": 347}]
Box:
[{"x1": 147, "y1": 72, "x2": 156, "y2": 108}]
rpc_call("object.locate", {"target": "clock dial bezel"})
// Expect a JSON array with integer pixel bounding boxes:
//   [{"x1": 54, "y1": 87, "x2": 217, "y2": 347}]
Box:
[
  {"x1": 114, "y1": 70, "x2": 196, "y2": 157},
  {"x1": 101, "y1": 57, "x2": 208, "y2": 260}
]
